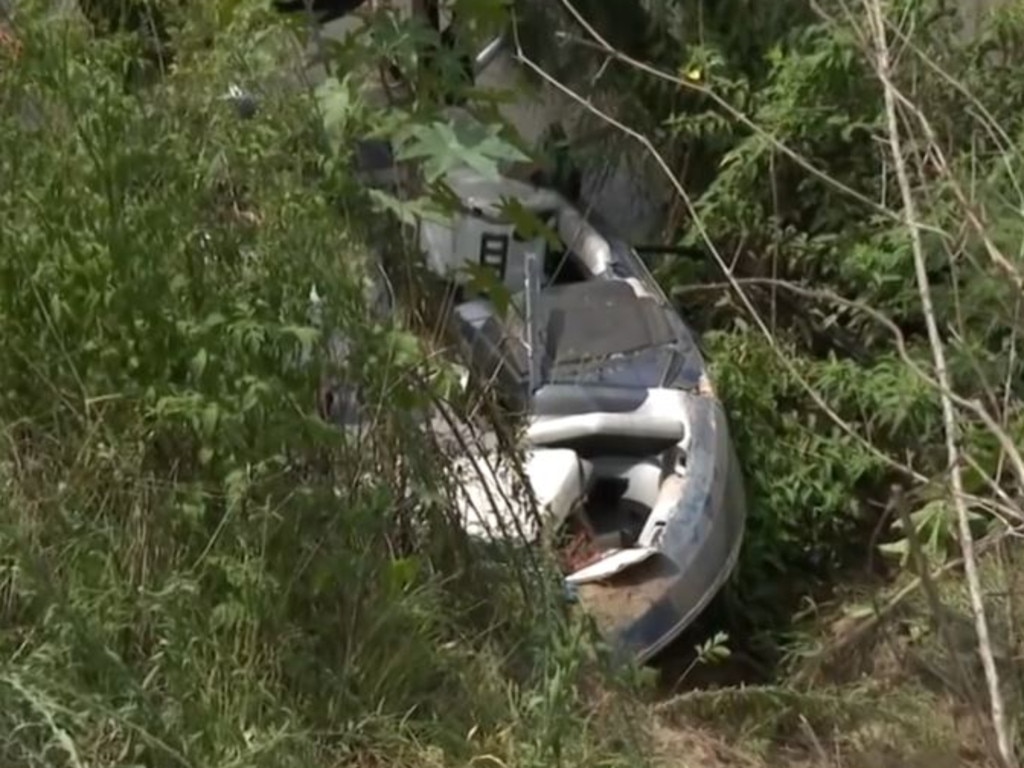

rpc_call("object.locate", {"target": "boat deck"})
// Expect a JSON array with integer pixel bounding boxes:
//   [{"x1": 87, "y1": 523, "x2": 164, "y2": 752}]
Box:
[{"x1": 576, "y1": 554, "x2": 676, "y2": 636}]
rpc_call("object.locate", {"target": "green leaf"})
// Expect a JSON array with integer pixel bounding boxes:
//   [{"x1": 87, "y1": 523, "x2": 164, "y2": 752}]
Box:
[
  {"x1": 394, "y1": 116, "x2": 529, "y2": 183},
  {"x1": 282, "y1": 324, "x2": 321, "y2": 357},
  {"x1": 190, "y1": 348, "x2": 209, "y2": 379},
  {"x1": 367, "y1": 189, "x2": 453, "y2": 227},
  {"x1": 497, "y1": 197, "x2": 561, "y2": 250},
  {"x1": 388, "y1": 329, "x2": 422, "y2": 367},
  {"x1": 316, "y1": 76, "x2": 360, "y2": 145},
  {"x1": 387, "y1": 556, "x2": 421, "y2": 593},
  {"x1": 460, "y1": 262, "x2": 512, "y2": 318},
  {"x1": 200, "y1": 402, "x2": 219, "y2": 439}
]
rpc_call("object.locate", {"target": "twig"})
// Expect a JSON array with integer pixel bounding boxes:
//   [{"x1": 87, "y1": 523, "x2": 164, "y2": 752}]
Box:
[
  {"x1": 798, "y1": 714, "x2": 831, "y2": 765},
  {"x1": 864, "y1": 0, "x2": 1016, "y2": 763},
  {"x1": 891, "y1": 484, "x2": 992, "y2": 745}
]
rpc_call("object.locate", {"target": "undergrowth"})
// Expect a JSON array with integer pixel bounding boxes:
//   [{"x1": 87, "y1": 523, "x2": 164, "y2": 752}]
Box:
[{"x1": 0, "y1": 4, "x2": 644, "y2": 767}]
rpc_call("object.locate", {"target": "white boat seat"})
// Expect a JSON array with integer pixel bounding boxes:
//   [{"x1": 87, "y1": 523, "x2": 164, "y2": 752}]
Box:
[
  {"x1": 525, "y1": 448, "x2": 593, "y2": 531},
  {"x1": 526, "y1": 412, "x2": 686, "y2": 447},
  {"x1": 452, "y1": 446, "x2": 592, "y2": 542}
]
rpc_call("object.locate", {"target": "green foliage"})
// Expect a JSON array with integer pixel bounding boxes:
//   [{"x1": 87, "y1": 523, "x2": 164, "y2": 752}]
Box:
[
  {"x1": 393, "y1": 114, "x2": 529, "y2": 182},
  {"x1": 0, "y1": 5, "x2": 639, "y2": 768},
  {"x1": 705, "y1": 332, "x2": 920, "y2": 595}
]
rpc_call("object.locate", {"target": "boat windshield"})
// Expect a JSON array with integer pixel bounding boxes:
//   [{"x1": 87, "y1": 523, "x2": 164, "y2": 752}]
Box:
[
  {"x1": 501, "y1": 284, "x2": 705, "y2": 392},
  {"x1": 547, "y1": 346, "x2": 688, "y2": 390}
]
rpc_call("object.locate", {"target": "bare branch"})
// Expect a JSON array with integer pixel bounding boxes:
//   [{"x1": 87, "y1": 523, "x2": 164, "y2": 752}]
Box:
[{"x1": 864, "y1": 0, "x2": 1016, "y2": 762}]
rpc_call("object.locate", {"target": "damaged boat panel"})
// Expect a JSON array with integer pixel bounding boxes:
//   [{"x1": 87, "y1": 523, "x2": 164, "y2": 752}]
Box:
[{"x1": 565, "y1": 546, "x2": 659, "y2": 585}]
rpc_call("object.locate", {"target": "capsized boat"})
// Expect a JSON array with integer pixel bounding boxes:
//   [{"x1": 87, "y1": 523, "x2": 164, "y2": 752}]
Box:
[{"x1": 414, "y1": 165, "x2": 748, "y2": 664}]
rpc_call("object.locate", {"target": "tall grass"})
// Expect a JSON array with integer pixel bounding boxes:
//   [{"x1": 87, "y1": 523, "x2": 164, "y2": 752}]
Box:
[{"x1": 0, "y1": 5, "x2": 643, "y2": 767}]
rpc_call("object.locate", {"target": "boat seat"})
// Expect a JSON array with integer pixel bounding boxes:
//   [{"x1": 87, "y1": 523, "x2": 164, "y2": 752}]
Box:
[
  {"x1": 524, "y1": 448, "x2": 593, "y2": 531},
  {"x1": 531, "y1": 383, "x2": 649, "y2": 418},
  {"x1": 453, "y1": 447, "x2": 592, "y2": 541}
]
